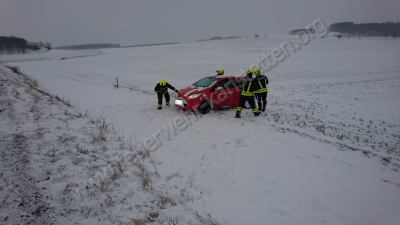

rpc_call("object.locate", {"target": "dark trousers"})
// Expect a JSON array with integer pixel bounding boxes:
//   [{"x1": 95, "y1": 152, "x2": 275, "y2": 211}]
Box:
[
  {"x1": 236, "y1": 95, "x2": 258, "y2": 115},
  {"x1": 157, "y1": 92, "x2": 170, "y2": 108},
  {"x1": 255, "y1": 92, "x2": 268, "y2": 111}
]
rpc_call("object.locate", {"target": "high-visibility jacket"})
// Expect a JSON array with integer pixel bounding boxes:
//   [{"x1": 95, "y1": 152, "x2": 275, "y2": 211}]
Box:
[
  {"x1": 254, "y1": 75, "x2": 269, "y2": 93},
  {"x1": 241, "y1": 74, "x2": 257, "y2": 96},
  {"x1": 154, "y1": 82, "x2": 177, "y2": 94}
]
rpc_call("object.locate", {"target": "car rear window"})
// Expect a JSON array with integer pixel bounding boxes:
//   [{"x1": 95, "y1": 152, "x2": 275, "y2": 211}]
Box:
[{"x1": 192, "y1": 77, "x2": 218, "y2": 87}]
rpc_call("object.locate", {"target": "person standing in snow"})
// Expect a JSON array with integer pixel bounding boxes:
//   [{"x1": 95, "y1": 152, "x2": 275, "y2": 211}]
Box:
[
  {"x1": 154, "y1": 78, "x2": 179, "y2": 110},
  {"x1": 216, "y1": 68, "x2": 224, "y2": 75},
  {"x1": 235, "y1": 68, "x2": 261, "y2": 118},
  {"x1": 253, "y1": 68, "x2": 269, "y2": 112}
]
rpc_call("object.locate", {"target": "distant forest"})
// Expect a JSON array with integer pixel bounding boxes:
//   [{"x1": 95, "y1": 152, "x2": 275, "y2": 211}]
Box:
[
  {"x1": 329, "y1": 22, "x2": 399, "y2": 37},
  {"x1": 0, "y1": 36, "x2": 52, "y2": 54},
  {"x1": 198, "y1": 36, "x2": 241, "y2": 42},
  {"x1": 54, "y1": 43, "x2": 120, "y2": 50}
]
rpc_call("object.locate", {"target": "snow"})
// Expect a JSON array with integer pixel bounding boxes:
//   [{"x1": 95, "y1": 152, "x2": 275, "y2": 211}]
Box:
[
  {"x1": 1, "y1": 35, "x2": 399, "y2": 225},
  {"x1": 0, "y1": 49, "x2": 102, "y2": 63}
]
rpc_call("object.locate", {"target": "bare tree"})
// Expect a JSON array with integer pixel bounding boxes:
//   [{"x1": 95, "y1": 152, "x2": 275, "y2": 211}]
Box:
[
  {"x1": 334, "y1": 34, "x2": 342, "y2": 40},
  {"x1": 383, "y1": 33, "x2": 389, "y2": 40},
  {"x1": 254, "y1": 34, "x2": 259, "y2": 39},
  {"x1": 45, "y1": 42, "x2": 52, "y2": 49}
]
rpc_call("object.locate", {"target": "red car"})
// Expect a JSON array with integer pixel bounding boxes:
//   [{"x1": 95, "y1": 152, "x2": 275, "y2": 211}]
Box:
[{"x1": 174, "y1": 75, "x2": 243, "y2": 114}]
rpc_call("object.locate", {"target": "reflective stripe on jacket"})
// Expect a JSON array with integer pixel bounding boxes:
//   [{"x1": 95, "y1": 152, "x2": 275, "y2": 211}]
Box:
[
  {"x1": 241, "y1": 74, "x2": 256, "y2": 96},
  {"x1": 241, "y1": 81, "x2": 254, "y2": 96},
  {"x1": 154, "y1": 82, "x2": 177, "y2": 94},
  {"x1": 254, "y1": 75, "x2": 269, "y2": 93}
]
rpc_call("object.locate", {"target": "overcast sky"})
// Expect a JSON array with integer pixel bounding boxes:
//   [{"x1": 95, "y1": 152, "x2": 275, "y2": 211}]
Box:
[{"x1": 1, "y1": 0, "x2": 399, "y2": 47}]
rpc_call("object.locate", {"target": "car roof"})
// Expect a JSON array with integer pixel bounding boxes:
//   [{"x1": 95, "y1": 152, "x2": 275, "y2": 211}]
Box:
[{"x1": 207, "y1": 75, "x2": 242, "y2": 79}]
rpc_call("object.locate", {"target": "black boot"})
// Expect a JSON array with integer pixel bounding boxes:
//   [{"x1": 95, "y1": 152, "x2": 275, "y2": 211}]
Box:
[
  {"x1": 235, "y1": 112, "x2": 241, "y2": 118},
  {"x1": 254, "y1": 111, "x2": 261, "y2": 116},
  {"x1": 263, "y1": 101, "x2": 267, "y2": 112}
]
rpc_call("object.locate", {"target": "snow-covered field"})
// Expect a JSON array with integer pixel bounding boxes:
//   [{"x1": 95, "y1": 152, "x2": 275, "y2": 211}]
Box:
[{"x1": 1, "y1": 35, "x2": 399, "y2": 225}]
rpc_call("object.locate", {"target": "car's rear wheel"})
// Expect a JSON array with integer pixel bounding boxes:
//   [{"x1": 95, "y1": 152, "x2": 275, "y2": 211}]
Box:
[{"x1": 200, "y1": 101, "x2": 211, "y2": 114}]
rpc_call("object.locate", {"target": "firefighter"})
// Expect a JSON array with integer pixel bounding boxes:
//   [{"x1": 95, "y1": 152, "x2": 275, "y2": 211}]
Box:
[
  {"x1": 216, "y1": 68, "x2": 224, "y2": 75},
  {"x1": 235, "y1": 68, "x2": 261, "y2": 118},
  {"x1": 154, "y1": 78, "x2": 179, "y2": 110},
  {"x1": 253, "y1": 68, "x2": 269, "y2": 112}
]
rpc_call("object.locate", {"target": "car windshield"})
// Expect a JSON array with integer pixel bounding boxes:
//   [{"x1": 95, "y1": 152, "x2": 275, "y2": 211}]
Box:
[{"x1": 192, "y1": 77, "x2": 218, "y2": 88}]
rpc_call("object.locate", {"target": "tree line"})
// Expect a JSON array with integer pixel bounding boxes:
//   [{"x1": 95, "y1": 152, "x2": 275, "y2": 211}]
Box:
[
  {"x1": 329, "y1": 21, "x2": 399, "y2": 38},
  {"x1": 198, "y1": 36, "x2": 241, "y2": 41},
  {"x1": 54, "y1": 43, "x2": 120, "y2": 50},
  {"x1": 0, "y1": 36, "x2": 52, "y2": 54}
]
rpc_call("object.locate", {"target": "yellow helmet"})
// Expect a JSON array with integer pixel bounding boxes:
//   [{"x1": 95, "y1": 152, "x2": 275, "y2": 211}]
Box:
[
  {"x1": 246, "y1": 68, "x2": 253, "y2": 74},
  {"x1": 159, "y1": 78, "x2": 166, "y2": 86},
  {"x1": 217, "y1": 68, "x2": 224, "y2": 75},
  {"x1": 253, "y1": 68, "x2": 260, "y2": 75}
]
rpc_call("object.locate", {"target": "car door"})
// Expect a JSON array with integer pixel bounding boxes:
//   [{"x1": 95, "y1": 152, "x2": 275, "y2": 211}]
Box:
[
  {"x1": 209, "y1": 79, "x2": 231, "y2": 108},
  {"x1": 224, "y1": 78, "x2": 242, "y2": 106}
]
